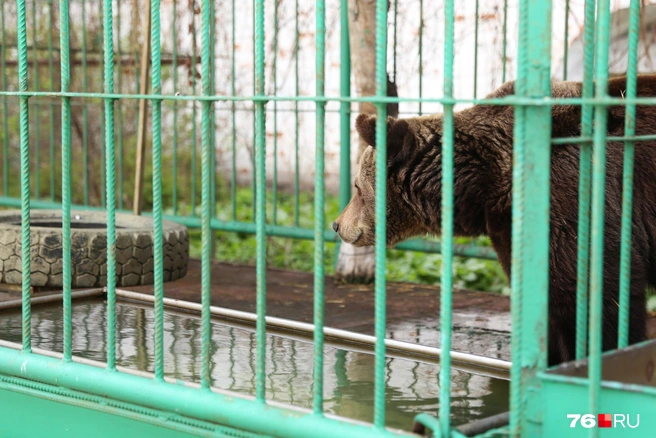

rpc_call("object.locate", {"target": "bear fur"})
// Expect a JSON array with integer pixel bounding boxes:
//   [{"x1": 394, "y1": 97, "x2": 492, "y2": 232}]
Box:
[{"x1": 333, "y1": 75, "x2": 656, "y2": 367}]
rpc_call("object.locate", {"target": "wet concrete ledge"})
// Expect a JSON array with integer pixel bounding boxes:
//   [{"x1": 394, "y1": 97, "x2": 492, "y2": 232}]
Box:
[{"x1": 128, "y1": 259, "x2": 513, "y2": 335}]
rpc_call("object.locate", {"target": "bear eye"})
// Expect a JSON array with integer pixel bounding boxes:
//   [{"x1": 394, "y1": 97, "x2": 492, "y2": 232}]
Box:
[{"x1": 354, "y1": 182, "x2": 361, "y2": 195}]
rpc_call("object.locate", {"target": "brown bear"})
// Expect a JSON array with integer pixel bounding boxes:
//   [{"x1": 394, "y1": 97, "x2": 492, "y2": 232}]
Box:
[{"x1": 332, "y1": 75, "x2": 656, "y2": 367}]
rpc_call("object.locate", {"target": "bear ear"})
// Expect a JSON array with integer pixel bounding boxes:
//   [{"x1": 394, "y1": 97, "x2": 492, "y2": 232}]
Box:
[
  {"x1": 355, "y1": 114, "x2": 409, "y2": 159},
  {"x1": 355, "y1": 113, "x2": 379, "y2": 147}
]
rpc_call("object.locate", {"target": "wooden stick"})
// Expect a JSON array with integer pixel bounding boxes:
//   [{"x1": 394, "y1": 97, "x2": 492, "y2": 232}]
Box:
[{"x1": 133, "y1": 0, "x2": 153, "y2": 215}]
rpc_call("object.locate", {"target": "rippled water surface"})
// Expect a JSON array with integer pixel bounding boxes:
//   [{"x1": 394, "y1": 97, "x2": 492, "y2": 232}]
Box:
[{"x1": 0, "y1": 299, "x2": 509, "y2": 431}]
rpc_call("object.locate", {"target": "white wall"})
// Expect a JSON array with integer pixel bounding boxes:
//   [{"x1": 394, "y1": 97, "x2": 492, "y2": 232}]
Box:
[{"x1": 120, "y1": 0, "x2": 651, "y2": 195}]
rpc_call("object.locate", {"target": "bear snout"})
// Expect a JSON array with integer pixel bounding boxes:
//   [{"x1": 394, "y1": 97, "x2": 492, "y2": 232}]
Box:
[{"x1": 332, "y1": 221, "x2": 339, "y2": 232}]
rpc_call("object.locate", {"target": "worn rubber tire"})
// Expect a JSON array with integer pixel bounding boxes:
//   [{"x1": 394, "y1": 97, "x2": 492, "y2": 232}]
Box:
[{"x1": 0, "y1": 210, "x2": 189, "y2": 288}]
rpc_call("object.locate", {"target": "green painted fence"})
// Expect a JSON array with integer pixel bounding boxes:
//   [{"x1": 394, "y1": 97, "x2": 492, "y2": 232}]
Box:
[{"x1": 0, "y1": 0, "x2": 653, "y2": 437}]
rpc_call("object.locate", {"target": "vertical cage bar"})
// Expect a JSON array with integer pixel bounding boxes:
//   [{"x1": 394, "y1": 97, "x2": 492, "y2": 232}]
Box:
[
  {"x1": 117, "y1": 0, "x2": 123, "y2": 210},
  {"x1": 589, "y1": 1, "x2": 611, "y2": 430},
  {"x1": 618, "y1": 0, "x2": 640, "y2": 349},
  {"x1": 100, "y1": 100, "x2": 105, "y2": 208},
  {"x1": 60, "y1": 0, "x2": 71, "y2": 361},
  {"x1": 439, "y1": 0, "x2": 455, "y2": 435},
  {"x1": 272, "y1": 0, "x2": 279, "y2": 225},
  {"x1": 172, "y1": 0, "x2": 179, "y2": 216},
  {"x1": 103, "y1": 0, "x2": 117, "y2": 370},
  {"x1": 209, "y1": 0, "x2": 216, "y2": 226},
  {"x1": 1, "y1": 1, "x2": 8, "y2": 196},
  {"x1": 251, "y1": 1, "x2": 256, "y2": 223},
  {"x1": 98, "y1": 0, "x2": 105, "y2": 210},
  {"x1": 254, "y1": 0, "x2": 267, "y2": 402},
  {"x1": 17, "y1": 0, "x2": 31, "y2": 353},
  {"x1": 510, "y1": 0, "x2": 528, "y2": 431},
  {"x1": 393, "y1": 0, "x2": 397, "y2": 84},
  {"x1": 473, "y1": 0, "x2": 479, "y2": 98},
  {"x1": 31, "y1": 0, "x2": 40, "y2": 198},
  {"x1": 294, "y1": 0, "x2": 300, "y2": 227},
  {"x1": 48, "y1": 1, "x2": 55, "y2": 201},
  {"x1": 511, "y1": 0, "x2": 552, "y2": 435},
  {"x1": 563, "y1": 0, "x2": 570, "y2": 80},
  {"x1": 134, "y1": 41, "x2": 139, "y2": 100},
  {"x1": 82, "y1": 0, "x2": 89, "y2": 206},
  {"x1": 151, "y1": 0, "x2": 164, "y2": 381},
  {"x1": 313, "y1": 0, "x2": 327, "y2": 414},
  {"x1": 191, "y1": 5, "x2": 198, "y2": 216},
  {"x1": 575, "y1": 0, "x2": 596, "y2": 361},
  {"x1": 200, "y1": 0, "x2": 212, "y2": 389},
  {"x1": 373, "y1": 0, "x2": 388, "y2": 428},
  {"x1": 337, "y1": 0, "x2": 351, "y2": 267},
  {"x1": 418, "y1": 0, "x2": 423, "y2": 115},
  {"x1": 231, "y1": 0, "x2": 237, "y2": 221}
]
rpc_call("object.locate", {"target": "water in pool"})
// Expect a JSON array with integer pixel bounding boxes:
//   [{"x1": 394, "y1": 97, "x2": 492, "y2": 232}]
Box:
[{"x1": 0, "y1": 299, "x2": 509, "y2": 431}]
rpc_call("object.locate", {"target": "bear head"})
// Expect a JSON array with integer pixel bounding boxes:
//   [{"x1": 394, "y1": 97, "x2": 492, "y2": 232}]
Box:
[{"x1": 333, "y1": 113, "x2": 439, "y2": 248}]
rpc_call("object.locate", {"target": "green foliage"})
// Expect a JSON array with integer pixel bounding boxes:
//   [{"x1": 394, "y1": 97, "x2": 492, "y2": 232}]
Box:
[
  {"x1": 386, "y1": 247, "x2": 510, "y2": 294},
  {"x1": 647, "y1": 293, "x2": 656, "y2": 314}
]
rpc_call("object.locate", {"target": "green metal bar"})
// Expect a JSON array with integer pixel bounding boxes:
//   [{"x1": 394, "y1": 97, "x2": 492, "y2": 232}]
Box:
[
  {"x1": 509, "y1": 0, "x2": 527, "y2": 429},
  {"x1": 473, "y1": 0, "x2": 479, "y2": 99},
  {"x1": 556, "y1": 133, "x2": 656, "y2": 143},
  {"x1": 413, "y1": 414, "x2": 443, "y2": 437},
  {"x1": 373, "y1": 0, "x2": 387, "y2": 428},
  {"x1": 0, "y1": 348, "x2": 411, "y2": 438},
  {"x1": 272, "y1": 0, "x2": 278, "y2": 225},
  {"x1": 440, "y1": 0, "x2": 455, "y2": 435},
  {"x1": 418, "y1": 0, "x2": 423, "y2": 115},
  {"x1": 200, "y1": 0, "x2": 213, "y2": 390},
  {"x1": 251, "y1": 1, "x2": 256, "y2": 224},
  {"x1": 209, "y1": 0, "x2": 216, "y2": 225},
  {"x1": 618, "y1": 0, "x2": 640, "y2": 349},
  {"x1": 589, "y1": 1, "x2": 611, "y2": 433},
  {"x1": 48, "y1": 1, "x2": 55, "y2": 201},
  {"x1": 117, "y1": 0, "x2": 123, "y2": 210},
  {"x1": 313, "y1": 0, "x2": 326, "y2": 414},
  {"x1": 6, "y1": 90, "x2": 656, "y2": 107},
  {"x1": 172, "y1": 0, "x2": 179, "y2": 216},
  {"x1": 135, "y1": 45, "x2": 139, "y2": 93},
  {"x1": 575, "y1": 0, "x2": 596, "y2": 362},
  {"x1": 511, "y1": 0, "x2": 552, "y2": 436},
  {"x1": 99, "y1": 100, "x2": 105, "y2": 208},
  {"x1": 502, "y1": 0, "x2": 508, "y2": 83},
  {"x1": 563, "y1": 0, "x2": 569, "y2": 80},
  {"x1": 393, "y1": 0, "x2": 397, "y2": 83},
  {"x1": 103, "y1": 0, "x2": 117, "y2": 371},
  {"x1": 151, "y1": 0, "x2": 164, "y2": 381},
  {"x1": 294, "y1": 0, "x2": 300, "y2": 227},
  {"x1": 337, "y1": 0, "x2": 351, "y2": 268},
  {"x1": 231, "y1": 0, "x2": 237, "y2": 221},
  {"x1": 191, "y1": 5, "x2": 198, "y2": 216},
  {"x1": 254, "y1": 0, "x2": 267, "y2": 402},
  {"x1": 59, "y1": 0, "x2": 72, "y2": 362},
  {"x1": 1, "y1": 1, "x2": 8, "y2": 196},
  {"x1": 31, "y1": 0, "x2": 40, "y2": 198},
  {"x1": 17, "y1": 0, "x2": 31, "y2": 353},
  {"x1": 0, "y1": 100, "x2": 372, "y2": 115},
  {"x1": 82, "y1": 0, "x2": 89, "y2": 205}
]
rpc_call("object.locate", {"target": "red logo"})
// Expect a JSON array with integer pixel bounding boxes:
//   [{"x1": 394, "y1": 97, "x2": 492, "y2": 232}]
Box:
[{"x1": 598, "y1": 414, "x2": 612, "y2": 428}]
